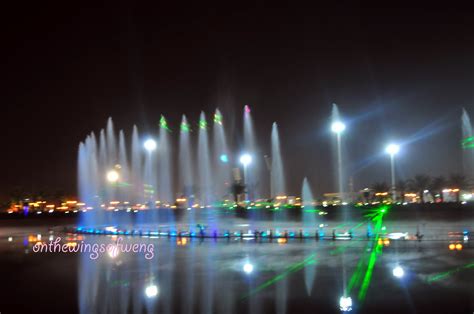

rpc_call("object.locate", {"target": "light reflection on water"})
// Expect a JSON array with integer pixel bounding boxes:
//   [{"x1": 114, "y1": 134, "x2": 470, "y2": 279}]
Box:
[{"x1": 72, "y1": 234, "x2": 473, "y2": 314}]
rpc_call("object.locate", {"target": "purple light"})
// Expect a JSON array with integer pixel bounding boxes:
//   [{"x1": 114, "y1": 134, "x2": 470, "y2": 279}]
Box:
[{"x1": 244, "y1": 105, "x2": 251, "y2": 113}]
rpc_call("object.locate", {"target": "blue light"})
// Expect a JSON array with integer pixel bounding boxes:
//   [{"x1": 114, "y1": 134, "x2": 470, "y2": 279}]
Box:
[{"x1": 219, "y1": 154, "x2": 229, "y2": 163}]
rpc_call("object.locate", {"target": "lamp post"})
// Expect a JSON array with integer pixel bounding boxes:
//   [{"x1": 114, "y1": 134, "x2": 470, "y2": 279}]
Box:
[
  {"x1": 239, "y1": 153, "x2": 252, "y2": 201},
  {"x1": 331, "y1": 121, "x2": 345, "y2": 202},
  {"x1": 385, "y1": 144, "x2": 400, "y2": 202}
]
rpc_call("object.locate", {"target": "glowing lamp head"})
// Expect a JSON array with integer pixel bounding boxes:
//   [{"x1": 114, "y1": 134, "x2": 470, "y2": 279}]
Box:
[
  {"x1": 331, "y1": 121, "x2": 346, "y2": 134},
  {"x1": 145, "y1": 284, "x2": 159, "y2": 298},
  {"x1": 220, "y1": 154, "x2": 229, "y2": 163},
  {"x1": 239, "y1": 154, "x2": 252, "y2": 166},
  {"x1": 385, "y1": 144, "x2": 400, "y2": 156},
  {"x1": 243, "y1": 262, "x2": 254, "y2": 274},
  {"x1": 392, "y1": 265, "x2": 404, "y2": 278},
  {"x1": 339, "y1": 296, "x2": 352, "y2": 312},
  {"x1": 106, "y1": 170, "x2": 119, "y2": 183},
  {"x1": 144, "y1": 139, "x2": 157, "y2": 152}
]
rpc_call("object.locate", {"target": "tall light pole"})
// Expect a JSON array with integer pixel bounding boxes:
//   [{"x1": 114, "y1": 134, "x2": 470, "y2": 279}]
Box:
[
  {"x1": 385, "y1": 143, "x2": 400, "y2": 202},
  {"x1": 331, "y1": 121, "x2": 346, "y2": 202},
  {"x1": 239, "y1": 153, "x2": 252, "y2": 201}
]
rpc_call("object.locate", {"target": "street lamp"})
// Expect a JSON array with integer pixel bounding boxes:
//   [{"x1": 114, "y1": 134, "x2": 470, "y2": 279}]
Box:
[
  {"x1": 385, "y1": 144, "x2": 400, "y2": 202},
  {"x1": 106, "y1": 170, "x2": 119, "y2": 183},
  {"x1": 331, "y1": 121, "x2": 345, "y2": 202},
  {"x1": 144, "y1": 139, "x2": 157, "y2": 152},
  {"x1": 239, "y1": 153, "x2": 252, "y2": 200}
]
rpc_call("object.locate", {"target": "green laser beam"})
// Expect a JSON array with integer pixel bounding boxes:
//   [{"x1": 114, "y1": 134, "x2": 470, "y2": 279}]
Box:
[
  {"x1": 426, "y1": 262, "x2": 474, "y2": 283},
  {"x1": 242, "y1": 253, "x2": 317, "y2": 299}
]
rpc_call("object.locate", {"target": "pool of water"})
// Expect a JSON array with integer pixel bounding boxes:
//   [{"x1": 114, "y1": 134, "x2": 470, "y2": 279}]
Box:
[{"x1": 0, "y1": 217, "x2": 472, "y2": 313}]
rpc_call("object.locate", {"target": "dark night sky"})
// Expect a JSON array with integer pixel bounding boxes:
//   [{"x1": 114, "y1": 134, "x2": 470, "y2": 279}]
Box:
[{"x1": 1, "y1": 2, "x2": 474, "y2": 200}]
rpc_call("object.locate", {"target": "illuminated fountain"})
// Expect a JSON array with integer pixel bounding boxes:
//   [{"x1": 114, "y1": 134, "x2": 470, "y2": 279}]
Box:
[
  {"x1": 461, "y1": 108, "x2": 474, "y2": 176},
  {"x1": 270, "y1": 122, "x2": 285, "y2": 199},
  {"x1": 243, "y1": 104, "x2": 260, "y2": 200},
  {"x1": 197, "y1": 111, "x2": 213, "y2": 205},
  {"x1": 302, "y1": 177, "x2": 317, "y2": 295}
]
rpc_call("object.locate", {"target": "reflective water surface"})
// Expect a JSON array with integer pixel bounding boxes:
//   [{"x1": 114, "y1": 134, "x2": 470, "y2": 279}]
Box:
[{"x1": 0, "y1": 216, "x2": 472, "y2": 314}]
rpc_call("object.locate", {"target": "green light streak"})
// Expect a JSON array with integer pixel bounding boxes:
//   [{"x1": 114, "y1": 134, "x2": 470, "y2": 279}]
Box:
[
  {"x1": 199, "y1": 118, "x2": 207, "y2": 129},
  {"x1": 214, "y1": 112, "x2": 223, "y2": 125},
  {"x1": 344, "y1": 204, "x2": 389, "y2": 303},
  {"x1": 461, "y1": 136, "x2": 474, "y2": 144},
  {"x1": 180, "y1": 121, "x2": 190, "y2": 133},
  {"x1": 426, "y1": 262, "x2": 474, "y2": 283},
  {"x1": 242, "y1": 253, "x2": 317, "y2": 299},
  {"x1": 160, "y1": 115, "x2": 170, "y2": 131}
]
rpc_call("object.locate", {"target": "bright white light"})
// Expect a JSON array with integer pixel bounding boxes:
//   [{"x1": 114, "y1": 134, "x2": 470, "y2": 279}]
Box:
[
  {"x1": 385, "y1": 143, "x2": 400, "y2": 156},
  {"x1": 145, "y1": 284, "x2": 159, "y2": 298},
  {"x1": 243, "y1": 262, "x2": 254, "y2": 274},
  {"x1": 106, "y1": 170, "x2": 119, "y2": 183},
  {"x1": 392, "y1": 265, "x2": 404, "y2": 278},
  {"x1": 331, "y1": 121, "x2": 346, "y2": 134},
  {"x1": 239, "y1": 154, "x2": 252, "y2": 166},
  {"x1": 8, "y1": 237, "x2": 12, "y2": 242},
  {"x1": 339, "y1": 296, "x2": 352, "y2": 312},
  {"x1": 144, "y1": 139, "x2": 157, "y2": 151},
  {"x1": 107, "y1": 245, "x2": 119, "y2": 259}
]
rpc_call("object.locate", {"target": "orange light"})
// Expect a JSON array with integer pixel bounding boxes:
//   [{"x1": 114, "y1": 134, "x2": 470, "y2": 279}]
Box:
[
  {"x1": 455, "y1": 243, "x2": 463, "y2": 250},
  {"x1": 177, "y1": 238, "x2": 188, "y2": 246},
  {"x1": 277, "y1": 238, "x2": 287, "y2": 244},
  {"x1": 383, "y1": 239, "x2": 390, "y2": 246},
  {"x1": 449, "y1": 243, "x2": 456, "y2": 250}
]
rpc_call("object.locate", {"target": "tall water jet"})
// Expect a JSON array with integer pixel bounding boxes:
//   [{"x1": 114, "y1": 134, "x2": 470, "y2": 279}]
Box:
[
  {"x1": 302, "y1": 177, "x2": 317, "y2": 295},
  {"x1": 243, "y1": 105, "x2": 259, "y2": 199},
  {"x1": 197, "y1": 112, "x2": 212, "y2": 205},
  {"x1": 331, "y1": 103, "x2": 345, "y2": 201},
  {"x1": 118, "y1": 130, "x2": 129, "y2": 201},
  {"x1": 131, "y1": 125, "x2": 143, "y2": 204},
  {"x1": 213, "y1": 108, "x2": 231, "y2": 201},
  {"x1": 270, "y1": 122, "x2": 285, "y2": 197},
  {"x1": 179, "y1": 115, "x2": 194, "y2": 205},
  {"x1": 106, "y1": 117, "x2": 117, "y2": 166},
  {"x1": 143, "y1": 137, "x2": 158, "y2": 205},
  {"x1": 461, "y1": 108, "x2": 474, "y2": 176},
  {"x1": 158, "y1": 115, "x2": 173, "y2": 204}
]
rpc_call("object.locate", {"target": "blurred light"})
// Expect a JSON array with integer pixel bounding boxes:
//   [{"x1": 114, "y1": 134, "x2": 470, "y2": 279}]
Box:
[
  {"x1": 145, "y1": 284, "x2": 159, "y2": 298},
  {"x1": 339, "y1": 296, "x2": 352, "y2": 312},
  {"x1": 144, "y1": 139, "x2": 157, "y2": 151},
  {"x1": 244, "y1": 105, "x2": 251, "y2": 113},
  {"x1": 240, "y1": 154, "x2": 252, "y2": 166},
  {"x1": 331, "y1": 121, "x2": 346, "y2": 134},
  {"x1": 392, "y1": 265, "x2": 404, "y2": 278},
  {"x1": 108, "y1": 245, "x2": 119, "y2": 258},
  {"x1": 449, "y1": 243, "x2": 456, "y2": 250},
  {"x1": 220, "y1": 154, "x2": 229, "y2": 163},
  {"x1": 456, "y1": 243, "x2": 463, "y2": 250},
  {"x1": 243, "y1": 262, "x2": 254, "y2": 274},
  {"x1": 385, "y1": 143, "x2": 400, "y2": 155},
  {"x1": 8, "y1": 237, "x2": 12, "y2": 242},
  {"x1": 106, "y1": 170, "x2": 119, "y2": 183}
]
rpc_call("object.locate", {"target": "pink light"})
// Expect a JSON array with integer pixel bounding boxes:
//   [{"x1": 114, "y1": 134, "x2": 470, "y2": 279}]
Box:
[{"x1": 244, "y1": 105, "x2": 251, "y2": 113}]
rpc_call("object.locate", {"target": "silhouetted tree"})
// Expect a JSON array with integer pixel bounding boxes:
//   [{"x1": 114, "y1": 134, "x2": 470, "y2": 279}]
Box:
[
  {"x1": 449, "y1": 174, "x2": 471, "y2": 202},
  {"x1": 395, "y1": 180, "x2": 408, "y2": 203},
  {"x1": 408, "y1": 174, "x2": 431, "y2": 203},
  {"x1": 371, "y1": 182, "x2": 389, "y2": 201},
  {"x1": 429, "y1": 176, "x2": 447, "y2": 202}
]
